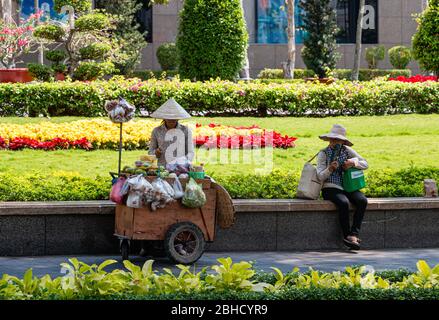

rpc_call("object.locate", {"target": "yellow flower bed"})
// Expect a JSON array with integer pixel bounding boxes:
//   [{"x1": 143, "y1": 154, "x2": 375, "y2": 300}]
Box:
[{"x1": 0, "y1": 119, "x2": 267, "y2": 150}]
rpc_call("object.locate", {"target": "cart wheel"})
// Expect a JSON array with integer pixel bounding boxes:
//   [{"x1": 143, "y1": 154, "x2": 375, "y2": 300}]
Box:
[
  {"x1": 164, "y1": 222, "x2": 205, "y2": 264},
  {"x1": 121, "y1": 239, "x2": 129, "y2": 261}
]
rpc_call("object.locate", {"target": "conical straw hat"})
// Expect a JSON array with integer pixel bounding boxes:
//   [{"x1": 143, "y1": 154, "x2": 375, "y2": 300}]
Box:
[{"x1": 150, "y1": 98, "x2": 191, "y2": 120}]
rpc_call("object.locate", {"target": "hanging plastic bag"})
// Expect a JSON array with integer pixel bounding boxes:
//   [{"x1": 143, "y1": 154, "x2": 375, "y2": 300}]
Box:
[
  {"x1": 173, "y1": 176, "x2": 184, "y2": 199},
  {"x1": 127, "y1": 191, "x2": 143, "y2": 208},
  {"x1": 150, "y1": 178, "x2": 175, "y2": 211},
  {"x1": 182, "y1": 178, "x2": 206, "y2": 208},
  {"x1": 110, "y1": 177, "x2": 126, "y2": 204}
]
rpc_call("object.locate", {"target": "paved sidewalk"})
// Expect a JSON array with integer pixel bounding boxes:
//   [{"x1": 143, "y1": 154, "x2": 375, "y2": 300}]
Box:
[{"x1": 1, "y1": 248, "x2": 439, "y2": 278}]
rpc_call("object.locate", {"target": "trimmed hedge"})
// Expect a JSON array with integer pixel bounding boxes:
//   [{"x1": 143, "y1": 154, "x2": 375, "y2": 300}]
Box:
[
  {"x1": 0, "y1": 78, "x2": 437, "y2": 117},
  {"x1": 0, "y1": 167, "x2": 437, "y2": 201},
  {"x1": 257, "y1": 68, "x2": 412, "y2": 81}
]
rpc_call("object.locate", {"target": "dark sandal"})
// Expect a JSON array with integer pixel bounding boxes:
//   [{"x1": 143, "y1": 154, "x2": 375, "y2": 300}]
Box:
[{"x1": 343, "y1": 237, "x2": 361, "y2": 250}]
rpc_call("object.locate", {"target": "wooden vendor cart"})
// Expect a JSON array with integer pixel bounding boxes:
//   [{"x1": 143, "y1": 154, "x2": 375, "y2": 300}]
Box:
[{"x1": 114, "y1": 177, "x2": 233, "y2": 264}]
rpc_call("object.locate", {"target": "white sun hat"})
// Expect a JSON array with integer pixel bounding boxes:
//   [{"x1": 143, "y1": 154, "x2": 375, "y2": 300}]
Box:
[
  {"x1": 319, "y1": 124, "x2": 353, "y2": 146},
  {"x1": 150, "y1": 98, "x2": 191, "y2": 120}
]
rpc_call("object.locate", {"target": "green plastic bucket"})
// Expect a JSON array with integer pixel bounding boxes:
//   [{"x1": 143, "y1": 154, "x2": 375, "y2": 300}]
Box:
[
  {"x1": 189, "y1": 171, "x2": 205, "y2": 179},
  {"x1": 343, "y1": 168, "x2": 366, "y2": 192}
]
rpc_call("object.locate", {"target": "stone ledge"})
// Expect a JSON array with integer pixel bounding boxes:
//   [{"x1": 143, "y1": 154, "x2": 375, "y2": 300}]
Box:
[{"x1": 0, "y1": 198, "x2": 438, "y2": 215}]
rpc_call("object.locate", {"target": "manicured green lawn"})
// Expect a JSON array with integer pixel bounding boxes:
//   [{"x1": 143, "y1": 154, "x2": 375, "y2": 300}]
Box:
[{"x1": 1, "y1": 114, "x2": 438, "y2": 177}]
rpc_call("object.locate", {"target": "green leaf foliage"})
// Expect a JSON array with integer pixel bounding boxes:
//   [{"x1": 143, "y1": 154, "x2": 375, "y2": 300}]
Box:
[
  {"x1": 412, "y1": 0, "x2": 439, "y2": 75},
  {"x1": 388, "y1": 46, "x2": 412, "y2": 70},
  {"x1": 176, "y1": 0, "x2": 248, "y2": 81}
]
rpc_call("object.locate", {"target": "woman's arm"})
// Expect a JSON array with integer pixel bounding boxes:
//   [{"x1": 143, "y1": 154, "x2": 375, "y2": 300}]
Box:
[
  {"x1": 316, "y1": 151, "x2": 332, "y2": 182},
  {"x1": 346, "y1": 146, "x2": 368, "y2": 170},
  {"x1": 148, "y1": 128, "x2": 158, "y2": 156},
  {"x1": 186, "y1": 127, "x2": 195, "y2": 162}
]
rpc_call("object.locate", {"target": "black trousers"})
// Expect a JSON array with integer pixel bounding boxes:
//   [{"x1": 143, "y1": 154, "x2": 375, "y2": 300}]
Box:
[{"x1": 322, "y1": 188, "x2": 368, "y2": 238}]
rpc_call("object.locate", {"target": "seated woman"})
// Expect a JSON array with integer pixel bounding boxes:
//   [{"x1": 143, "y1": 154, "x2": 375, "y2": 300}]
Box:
[
  {"x1": 149, "y1": 98, "x2": 194, "y2": 167},
  {"x1": 316, "y1": 124, "x2": 368, "y2": 250}
]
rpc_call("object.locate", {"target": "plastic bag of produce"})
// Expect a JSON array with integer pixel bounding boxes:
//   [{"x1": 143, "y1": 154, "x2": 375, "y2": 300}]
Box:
[
  {"x1": 110, "y1": 177, "x2": 126, "y2": 204},
  {"x1": 182, "y1": 178, "x2": 206, "y2": 208},
  {"x1": 149, "y1": 178, "x2": 175, "y2": 211},
  {"x1": 127, "y1": 191, "x2": 143, "y2": 208},
  {"x1": 173, "y1": 176, "x2": 184, "y2": 199}
]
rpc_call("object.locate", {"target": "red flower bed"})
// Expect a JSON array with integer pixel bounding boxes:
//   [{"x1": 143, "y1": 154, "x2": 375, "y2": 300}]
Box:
[
  {"x1": 0, "y1": 137, "x2": 6, "y2": 149},
  {"x1": 3, "y1": 137, "x2": 92, "y2": 151},
  {"x1": 389, "y1": 75, "x2": 438, "y2": 83}
]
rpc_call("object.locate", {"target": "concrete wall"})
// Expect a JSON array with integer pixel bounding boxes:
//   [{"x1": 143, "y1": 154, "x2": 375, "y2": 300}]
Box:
[
  {"x1": 1, "y1": 199, "x2": 439, "y2": 256},
  {"x1": 145, "y1": 0, "x2": 426, "y2": 77}
]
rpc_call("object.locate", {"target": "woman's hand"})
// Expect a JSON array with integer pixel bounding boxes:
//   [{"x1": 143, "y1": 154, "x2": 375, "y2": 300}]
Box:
[
  {"x1": 329, "y1": 161, "x2": 339, "y2": 172},
  {"x1": 155, "y1": 148, "x2": 162, "y2": 158},
  {"x1": 343, "y1": 159, "x2": 355, "y2": 170}
]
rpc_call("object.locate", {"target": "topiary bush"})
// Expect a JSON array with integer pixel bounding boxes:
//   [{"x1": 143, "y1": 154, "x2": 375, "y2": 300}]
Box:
[
  {"x1": 45, "y1": 50, "x2": 67, "y2": 64},
  {"x1": 33, "y1": 24, "x2": 66, "y2": 41},
  {"x1": 365, "y1": 45, "x2": 386, "y2": 69},
  {"x1": 79, "y1": 43, "x2": 112, "y2": 60},
  {"x1": 388, "y1": 46, "x2": 412, "y2": 69},
  {"x1": 299, "y1": 0, "x2": 340, "y2": 78},
  {"x1": 412, "y1": 0, "x2": 439, "y2": 76},
  {"x1": 73, "y1": 61, "x2": 115, "y2": 81},
  {"x1": 176, "y1": 0, "x2": 248, "y2": 81},
  {"x1": 27, "y1": 63, "x2": 54, "y2": 82},
  {"x1": 156, "y1": 43, "x2": 178, "y2": 71},
  {"x1": 74, "y1": 13, "x2": 111, "y2": 32},
  {"x1": 54, "y1": 0, "x2": 92, "y2": 14}
]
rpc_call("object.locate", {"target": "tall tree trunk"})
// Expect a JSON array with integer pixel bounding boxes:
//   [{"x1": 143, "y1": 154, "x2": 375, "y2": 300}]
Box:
[
  {"x1": 239, "y1": 0, "x2": 250, "y2": 79},
  {"x1": 352, "y1": 0, "x2": 365, "y2": 81},
  {"x1": 283, "y1": 0, "x2": 296, "y2": 79},
  {"x1": 1, "y1": 0, "x2": 12, "y2": 23},
  {"x1": 34, "y1": 0, "x2": 44, "y2": 64}
]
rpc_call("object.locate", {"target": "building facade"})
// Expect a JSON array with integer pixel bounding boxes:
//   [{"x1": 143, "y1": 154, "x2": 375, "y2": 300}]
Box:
[{"x1": 1, "y1": 0, "x2": 429, "y2": 76}]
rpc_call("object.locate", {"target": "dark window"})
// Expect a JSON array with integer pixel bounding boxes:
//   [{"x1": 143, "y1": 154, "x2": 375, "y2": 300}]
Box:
[
  {"x1": 336, "y1": 0, "x2": 378, "y2": 44},
  {"x1": 255, "y1": 0, "x2": 378, "y2": 44},
  {"x1": 94, "y1": 0, "x2": 153, "y2": 43}
]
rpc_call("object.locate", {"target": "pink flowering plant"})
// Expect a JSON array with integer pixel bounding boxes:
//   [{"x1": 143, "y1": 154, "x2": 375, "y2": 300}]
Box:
[{"x1": 0, "y1": 12, "x2": 41, "y2": 69}]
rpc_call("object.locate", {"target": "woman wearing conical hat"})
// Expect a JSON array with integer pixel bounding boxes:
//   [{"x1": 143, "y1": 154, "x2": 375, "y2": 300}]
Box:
[
  {"x1": 316, "y1": 124, "x2": 368, "y2": 251},
  {"x1": 149, "y1": 98, "x2": 194, "y2": 167}
]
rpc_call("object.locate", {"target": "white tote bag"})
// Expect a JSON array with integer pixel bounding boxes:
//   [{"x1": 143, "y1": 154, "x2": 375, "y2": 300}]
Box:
[{"x1": 296, "y1": 152, "x2": 323, "y2": 200}]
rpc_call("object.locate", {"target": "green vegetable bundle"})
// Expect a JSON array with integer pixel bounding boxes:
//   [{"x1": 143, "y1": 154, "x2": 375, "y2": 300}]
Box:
[{"x1": 182, "y1": 178, "x2": 206, "y2": 208}]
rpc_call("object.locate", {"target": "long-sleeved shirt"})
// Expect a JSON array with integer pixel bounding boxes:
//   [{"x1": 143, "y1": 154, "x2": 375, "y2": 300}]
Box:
[
  {"x1": 316, "y1": 145, "x2": 368, "y2": 191},
  {"x1": 148, "y1": 123, "x2": 194, "y2": 167}
]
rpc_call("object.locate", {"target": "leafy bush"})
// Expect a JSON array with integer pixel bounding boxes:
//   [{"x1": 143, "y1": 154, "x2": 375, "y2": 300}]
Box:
[
  {"x1": 412, "y1": 0, "x2": 439, "y2": 75},
  {"x1": 27, "y1": 63, "x2": 53, "y2": 82},
  {"x1": 73, "y1": 61, "x2": 115, "y2": 81},
  {"x1": 74, "y1": 13, "x2": 111, "y2": 32},
  {"x1": 257, "y1": 68, "x2": 411, "y2": 81},
  {"x1": 130, "y1": 70, "x2": 179, "y2": 80},
  {"x1": 257, "y1": 68, "x2": 315, "y2": 79},
  {"x1": 54, "y1": 0, "x2": 92, "y2": 14},
  {"x1": 299, "y1": 0, "x2": 340, "y2": 78},
  {"x1": 176, "y1": 0, "x2": 248, "y2": 80},
  {"x1": 79, "y1": 43, "x2": 112, "y2": 60},
  {"x1": 365, "y1": 45, "x2": 386, "y2": 69},
  {"x1": 0, "y1": 258, "x2": 438, "y2": 300},
  {"x1": 0, "y1": 78, "x2": 437, "y2": 117},
  {"x1": 0, "y1": 167, "x2": 437, "y2": 201},
  {"x1": 388, "y1": 46, "x2": 412, "y2": 69},
  {"x1": 33, "y1": 24, "x2": 65, "y2": 41},
  {"x1": 156, "y1": 43, "x2": 178, "y2": 71},
  {"x1": 45, "y1": 50, "x2": 67, "y2": 63}
]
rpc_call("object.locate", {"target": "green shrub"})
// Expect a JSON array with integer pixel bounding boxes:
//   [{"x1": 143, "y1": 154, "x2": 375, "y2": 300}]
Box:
[
  {"x1": 365, "y1": 45, "x2": 386, "y2": 69},
  {"x1": 0, "y1": 257, "x2": 438, "y2": 300},
  {"x1": 388, "y1": 46, "x2": 412, "y2": 69},
  {"x1": 45, "y1": 50, "x2": 67, "y2": 63},
  {"x1": 0, "y1": 78, "x2": 437, "y2": 117},
  {"x1": 257, "y1": 68, "x2": 411, "y2": 81},
  {"x1": 176, "y1": 0, "x2": 248, "y2": 80},
  {"x1": 79, "y1": 43, "x2": 112, "y2": 60},
  {"x1": 299, "y1": 0, "x2": 340, "y2": 78},
  {"x1": 27, "y1": 63, "x2": 54, "y2": 82},
  {"x1": 412, "y1": 0, "x2": 439, "y2": 75},
  {"x1": 130, "y1": 70, "x2": 179, "y2": 80},
  {"x1": 156, "y1": 43, "x2": 178, "y2": 71},
  {"x1": 54, "y1": 0, "x2": 92, "y2": 14},
  {"x1": 75, "y1": 13, "x2": 111, "y2": 32},
  {"x1": 73, "y1": 61, "x2": 115, "y2": 81},
  {"x1": 0, "y1": 167, "x2": 437, "y2": 201},
  {"x1": 52, "y1": 64, "x2": 68, "y2": 74},
  {"x1": 33, "y1": 24, "x2": 65, "y2": 41}
]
